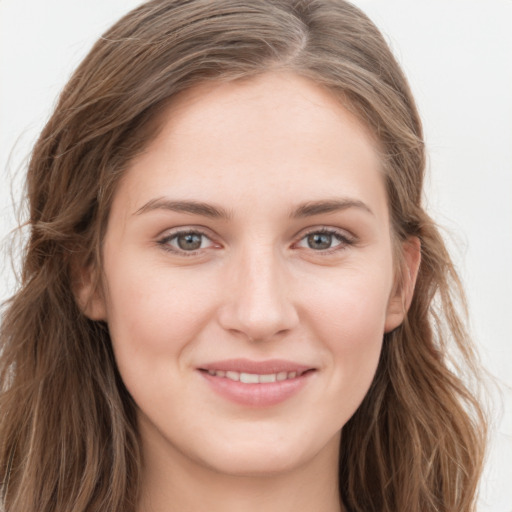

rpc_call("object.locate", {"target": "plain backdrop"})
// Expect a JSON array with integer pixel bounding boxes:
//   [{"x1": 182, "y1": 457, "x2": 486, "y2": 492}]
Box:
[{"x1": 1, "y1": 1, "x2": 511, "y2": 510}]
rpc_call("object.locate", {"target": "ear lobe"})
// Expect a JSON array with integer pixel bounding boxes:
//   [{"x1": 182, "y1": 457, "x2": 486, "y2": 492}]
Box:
[
  {"x1": 384, "y1": 236, "x2": 421, "y2": 333},
  {"x1": 74, "y1": 264, "x2": 107, "y2": 321}
]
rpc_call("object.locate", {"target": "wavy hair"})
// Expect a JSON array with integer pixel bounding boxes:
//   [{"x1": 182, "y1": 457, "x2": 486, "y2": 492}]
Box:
[{"x1": 0, "y1": 1, "x2": 486, "y2": 511}]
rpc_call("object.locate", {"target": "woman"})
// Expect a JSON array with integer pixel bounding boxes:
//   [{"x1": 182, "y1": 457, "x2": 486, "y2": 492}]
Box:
[{"x1": 0, "y1": 1, "x2": 487, "y2": 511}]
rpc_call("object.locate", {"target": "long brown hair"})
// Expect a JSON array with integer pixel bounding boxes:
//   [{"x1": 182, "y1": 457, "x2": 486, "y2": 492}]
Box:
[{"x1": 0, "y1": 1, "x2": 487, "y2": 511}]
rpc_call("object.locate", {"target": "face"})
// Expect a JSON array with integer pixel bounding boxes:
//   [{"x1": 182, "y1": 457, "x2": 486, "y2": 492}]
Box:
[{"x1": 84, "y1": 72, "x2": 414, "y2": 478}]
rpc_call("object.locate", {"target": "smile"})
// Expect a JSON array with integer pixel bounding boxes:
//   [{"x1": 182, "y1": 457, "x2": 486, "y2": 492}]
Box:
[
  {"x1": 198, "y1": 359, "x2": 316, "y2": 407},
  {"x1": 204, "y1": 369, "x2": 306, "y2": 383}
]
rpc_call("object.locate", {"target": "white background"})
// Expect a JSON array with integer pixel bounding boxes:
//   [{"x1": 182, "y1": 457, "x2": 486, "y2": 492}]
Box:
[{"x1": 0, "y1": 1, "x2": 511, "y2": 510}]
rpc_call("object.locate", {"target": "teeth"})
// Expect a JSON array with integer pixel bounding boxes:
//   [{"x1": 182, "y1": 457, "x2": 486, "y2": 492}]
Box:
[
  {"x1": 240, "y1": 372, "x2": 259, "y2": 383},
  {"x1": 206, "y1": 370, "x2": 302, "y2": 383}
]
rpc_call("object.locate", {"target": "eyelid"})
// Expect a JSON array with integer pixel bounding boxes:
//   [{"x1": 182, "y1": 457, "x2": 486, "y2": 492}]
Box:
[
  {"x1": 155, "y1": 224, "x2": 356, "y2": 257},
  {"x1": 156, "y1": 226, "x2": 221, "y2": 256},
  {"x1": 293, "y1": 226, "x2": 357, "y2": 252}
]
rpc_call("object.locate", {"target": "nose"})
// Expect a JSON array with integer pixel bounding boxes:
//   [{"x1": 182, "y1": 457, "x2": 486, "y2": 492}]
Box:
[{"x1": 217, "y1": 246, "x2": 299, "y2": 342}]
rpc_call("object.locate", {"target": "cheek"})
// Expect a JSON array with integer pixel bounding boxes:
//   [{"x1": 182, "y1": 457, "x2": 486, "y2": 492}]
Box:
[
  {"x1": 102, "y1": 257, "x2": 218, "y2": 374},
  {"x1": 303, "y1": 264, "x2": 392, "y2": 341},
  {"x1": 301, "y1": 270, "x2": 390, "y2": 405}
]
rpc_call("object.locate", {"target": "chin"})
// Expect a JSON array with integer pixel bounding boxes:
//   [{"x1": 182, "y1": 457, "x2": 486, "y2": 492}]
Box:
[
  {"x1": 186, "y1": 426, "x2": 341, "y2": 478},
  {"x1": 195, "y1": 443, "x2": 309, "y2": 477}
]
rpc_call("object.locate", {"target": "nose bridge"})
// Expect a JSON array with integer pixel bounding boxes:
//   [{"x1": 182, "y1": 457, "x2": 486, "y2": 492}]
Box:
[{"x1": 219, "y1": 241, "x2": 298, "y2": 341}]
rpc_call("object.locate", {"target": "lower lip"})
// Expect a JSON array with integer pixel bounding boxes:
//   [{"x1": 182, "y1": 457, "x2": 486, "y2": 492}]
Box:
[{"x1": 199, "y1": 371, "x2": 313, "y2": 407}]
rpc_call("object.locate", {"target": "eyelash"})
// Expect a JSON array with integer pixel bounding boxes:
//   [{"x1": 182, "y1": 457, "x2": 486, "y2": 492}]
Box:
[
  {"x1": 296, "y1": 228, "x2": 355, "y2": 255},
  {"x1": 157, "y1": 229, "x2": 215, "y2": 256},
  {"x1": 156, "y1": 227, "x2": 355, "y2": 257}
]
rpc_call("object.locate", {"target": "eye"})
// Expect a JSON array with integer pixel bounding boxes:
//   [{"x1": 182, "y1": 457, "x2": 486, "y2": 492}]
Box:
[
  {"x1": 295, "y1": 229, "x2": 353, "y2": 252},
  {"x1": 158, "y1": 230, "x2": 216, "y2": 254}
]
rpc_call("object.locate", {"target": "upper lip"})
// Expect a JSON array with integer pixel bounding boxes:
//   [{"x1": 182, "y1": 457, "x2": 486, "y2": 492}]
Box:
[{"x1": 198, "y1": 358, "x2": 314, "y2": 374}]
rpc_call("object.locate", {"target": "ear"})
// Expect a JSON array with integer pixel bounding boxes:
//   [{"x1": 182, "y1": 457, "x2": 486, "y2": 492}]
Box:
[
  {"x1": 384, "y1": 236, "x2": 421, "y2": 333},
  {"x1": 73, "y1": 263, "x2": 108, "y2": 321}
]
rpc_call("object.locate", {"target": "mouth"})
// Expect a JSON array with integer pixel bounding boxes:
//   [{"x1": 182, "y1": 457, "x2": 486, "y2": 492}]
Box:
[
  {"x1": 199, "y1": 368, "x2": 312, "y2": 383},
  {"x1": 197, "y1": 359, "x2": 316, "y2": 407}
]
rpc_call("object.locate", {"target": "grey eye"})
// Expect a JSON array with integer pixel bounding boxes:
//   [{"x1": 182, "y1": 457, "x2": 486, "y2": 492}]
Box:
[
  {"x1": 296, "y1": 229, "x2": 348, "y2": 252},
  {"x1": 176, "y1": 233, "x2": 204, "y2": 251},
  {"x1": 306, "y1": 233, "x2": 335, "y2": 250}
]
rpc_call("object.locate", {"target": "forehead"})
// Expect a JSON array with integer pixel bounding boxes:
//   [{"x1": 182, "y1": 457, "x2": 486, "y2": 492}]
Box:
[
  {"x1": 117, "y1": 72, "x2": 387, "y2": 219},
  {"x1": 152, "y1": 72, "x2": 381, "y2": 162}
]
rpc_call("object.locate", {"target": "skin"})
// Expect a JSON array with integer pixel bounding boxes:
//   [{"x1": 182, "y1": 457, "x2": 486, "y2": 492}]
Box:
[{"x1": 80, "y1": 72, "x2": 420, "y2": 512}]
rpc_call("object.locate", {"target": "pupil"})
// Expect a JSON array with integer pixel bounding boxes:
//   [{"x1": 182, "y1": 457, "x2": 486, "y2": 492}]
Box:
[
  {"x1": 178, "y1": 233, "x2": 202, "y2": 250},
  {"x1": 307, "y1": 233, "x2": 332, "y2": 250}
]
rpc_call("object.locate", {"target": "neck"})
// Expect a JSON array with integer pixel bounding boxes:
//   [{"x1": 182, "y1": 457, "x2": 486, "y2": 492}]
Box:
[{"x1": 137, "y1": 425, "x2": 344, "y2": 512}]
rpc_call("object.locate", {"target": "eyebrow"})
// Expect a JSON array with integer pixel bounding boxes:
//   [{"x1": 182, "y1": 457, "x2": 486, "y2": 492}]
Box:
[
  {"x1": 134, "y1": 197, "x2": 232, "y2": 219},
  {"x1": 134, "y1": 196, "x2": 373, "y2": 219},
  {"x1": 290, "y1": 198, "x2": 374, "y2": 218}
]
